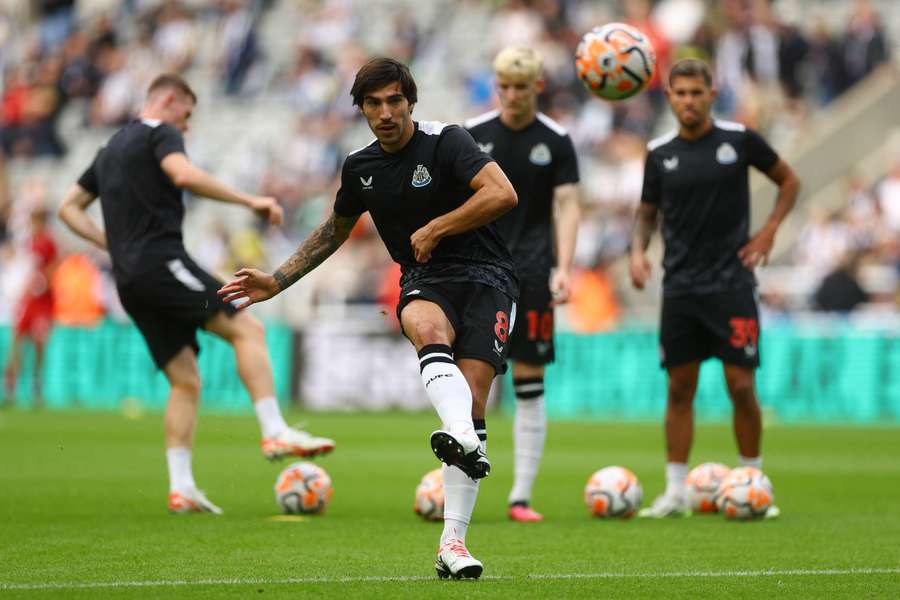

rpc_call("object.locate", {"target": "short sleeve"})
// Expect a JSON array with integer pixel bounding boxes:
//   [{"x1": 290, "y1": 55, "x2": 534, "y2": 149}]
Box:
[
  {"x1": 333, "y1": 159, "x2": 366, "y2": 217},
  {"x1": 151, "y1": 124, "x2": 186, "y2": 163},
  {"x1": 640, "y1": 151, "x2": 662, "y2": 205},
  {"x1": 76, "y1": 153, "x2": 101, "y2": 195},
  {"x1": 744, "y1": 128, "x2": 779, "y2": 173},
  {"x1": 437, "y1": 125, "x2": 493, "y2": 186},
  {"x1": 554, "y1": 135, "x2": 580, "y2": 186}
]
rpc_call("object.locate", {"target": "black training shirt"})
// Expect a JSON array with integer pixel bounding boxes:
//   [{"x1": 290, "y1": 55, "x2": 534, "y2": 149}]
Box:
[
  {"x1": 334, "y1": 121, "x2": 518, "y2": 299},
  {"x1": 641, "y1": 120, "x2": 779, "y2": 296},
  {"x1": 77, "y1": 119, "x2": 186, "y2": 284},
  {"x1": 465, "y1": 111, "x2": 580, "y2": 283}
]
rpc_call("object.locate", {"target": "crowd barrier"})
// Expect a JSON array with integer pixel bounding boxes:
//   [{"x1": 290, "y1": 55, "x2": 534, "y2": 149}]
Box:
[
  {"x1": 0, "y1": 320, "x2": 293, "y2": 411},
  {"x1": 2, "y1": 318, "x2": 898, "y2": 423}
]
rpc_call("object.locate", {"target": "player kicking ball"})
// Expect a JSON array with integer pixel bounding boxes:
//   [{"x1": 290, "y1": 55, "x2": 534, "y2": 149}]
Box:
[
  {"x1": 630, "y1": 59, "x2": 799, "y2": 518},
  {"x1": 465, "y1": 47, "x2": 580, "y2": 523},
  {"x1": 57, "y1": 74, "x2": 335, "y2": 515},
  {"x1": 219, "y1": 58, "x2": 519, "y2": 579}
]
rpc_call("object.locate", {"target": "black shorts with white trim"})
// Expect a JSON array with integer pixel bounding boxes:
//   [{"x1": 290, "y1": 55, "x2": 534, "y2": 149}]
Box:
[{"x1": 116, "y1": 251, "x2": 236, "y2": 369}]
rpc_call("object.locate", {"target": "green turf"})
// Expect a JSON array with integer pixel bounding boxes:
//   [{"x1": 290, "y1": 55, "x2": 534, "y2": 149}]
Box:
[{"x1": 1, "y1": 410, "x2": 898, "y2": 599}]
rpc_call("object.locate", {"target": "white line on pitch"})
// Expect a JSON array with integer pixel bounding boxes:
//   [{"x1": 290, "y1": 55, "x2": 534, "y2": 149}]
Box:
[{"x1": 1, "y1": 567, "x2": 898, "y2": 590}]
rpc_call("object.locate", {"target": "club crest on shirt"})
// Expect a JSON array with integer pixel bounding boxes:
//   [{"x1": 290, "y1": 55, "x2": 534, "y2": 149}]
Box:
[
  {"x1": 478, "y1": 142, "x2": 494, "y2": 155},
  {"x1": 663, "y1": 155, "x2": 679, "y2": 171},
  {"x1": 529, "y1": 143, "x2": 552, "y2": 166},
  {"x1": 411, "y1": 164, "x2": 432, "y2": 188},
  {"x1": 716, "y1": 142, "x2": 738, "y2": 164}
]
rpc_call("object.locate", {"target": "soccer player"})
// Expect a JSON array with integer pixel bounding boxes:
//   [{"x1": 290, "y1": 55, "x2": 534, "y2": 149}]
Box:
[
  {"x1": 630, "y1": 59, "x2": 799, "y2": 518},
  {"x1": 4, "y1": 207, "x2": 58, "y2": 407},
  {"x1": 219, "y1": 58, "x2": 518, "y2": 579},
  {"x1": 465, "y1": 47, "x2": 580, "y2": 523},
  {"x1": 56, "y1": 73, "x2": 335, "y2": 515}
]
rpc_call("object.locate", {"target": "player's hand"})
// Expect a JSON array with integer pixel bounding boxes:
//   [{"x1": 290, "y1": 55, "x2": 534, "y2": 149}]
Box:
[
  {"x1": 218, "y1": 268, "x2": 280, "y2": 309},
  {"x1": 738, "y1": 226, "x2": 776, "y2": 269},
  {"x1": 549, "y1": 268, "x2": 572, "y2": 306},
  {"x1": 629, "y1": 250, "x2": 652, "y2": 289},
  {"x1": 410, "y1": 222, "x2": 440, "y2": 263},
  {"x1": 248, "y1": 196, "x2": 284, "y2": 226}
]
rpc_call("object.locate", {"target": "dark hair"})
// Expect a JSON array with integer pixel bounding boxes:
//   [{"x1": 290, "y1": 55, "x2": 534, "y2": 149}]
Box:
[
  {"x1": 668, "y1": 59, "x2": 713, "y2": 88},
  {"x1": 350, "y1": 57, "x2": 417, "y2": 107},
  {"x1": 147, "y1": 73, "x2": 197, "y2": 103}
]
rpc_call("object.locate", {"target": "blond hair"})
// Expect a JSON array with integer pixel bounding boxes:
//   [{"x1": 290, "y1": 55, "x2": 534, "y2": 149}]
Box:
[{"x1": 493, "y1": 46, "x2": 543, "y2": 81}]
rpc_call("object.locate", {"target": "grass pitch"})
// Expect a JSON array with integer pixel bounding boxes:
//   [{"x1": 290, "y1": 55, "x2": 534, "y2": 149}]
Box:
[{"x1": 1, "y1": 410, "x2": 898, "y2": 599}]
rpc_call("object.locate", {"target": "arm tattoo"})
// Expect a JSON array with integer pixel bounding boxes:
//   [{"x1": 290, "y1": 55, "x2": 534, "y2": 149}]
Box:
[
  {"x1": 272, "y1": 213, "x2": 359, "y2": 292},
  {"x1": 631, "y1": 204, "x2": 658, "y2": 252}
]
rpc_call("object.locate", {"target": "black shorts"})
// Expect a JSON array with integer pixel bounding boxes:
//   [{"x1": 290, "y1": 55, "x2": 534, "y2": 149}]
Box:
[
  {"x1": 396, "y1": 281, "x2": 516, "y2": 375},
  {"x1": 508, "y1": 278, "x2": 555, "y2": 365},
  {"x1": 117, "y1": 254, "x2": 236, "y2": 369},
  {"x1": 659, "y1": 288, "x2": 760, "y2": 369}
]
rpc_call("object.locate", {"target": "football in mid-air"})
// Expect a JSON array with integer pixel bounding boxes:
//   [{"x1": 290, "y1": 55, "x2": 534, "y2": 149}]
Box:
[
  {"x1": 584, "y1": 466, "x2": 643, "y2": 518},
  {"x1": 686, "y1": 462, "x2": 732, "y2": 513},
  {"x1": 575, "y1": 23, "x2": 656, "y2": 101},
  {"x1": 414, "y1": 468, "x2": 444, "y2": 521},
  {"x1": 716, "y1": 466, "x2": 774, "y2": 520},
  {"x1": 274, "y1": 462, "x2": 333, "y2": 515}
]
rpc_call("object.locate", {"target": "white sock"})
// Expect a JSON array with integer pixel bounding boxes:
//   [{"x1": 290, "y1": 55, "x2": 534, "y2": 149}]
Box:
[
  {"x1": 509, "y1": 378, "x2": 546, "y2": 505},
  {"x1": 254, "y1": 396, "x2": 289, "y2": 438},
  {"x1": 739, "y1": 455, "x2": 763, "y2": 469},
  {"x1": 418, "y1": 345, "x2": 473, "y2": 435},
  {"x1": 166, "y1": 447, "x2": 196, "y2": 493},
  {"x1": 664, "y1": 462, "x2": 688, "y2": 497}
]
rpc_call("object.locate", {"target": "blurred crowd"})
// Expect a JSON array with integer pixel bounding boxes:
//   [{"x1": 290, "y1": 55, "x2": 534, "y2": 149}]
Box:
[{"x1": 0, "y1": 0, "x2": 897, "y2": 334}]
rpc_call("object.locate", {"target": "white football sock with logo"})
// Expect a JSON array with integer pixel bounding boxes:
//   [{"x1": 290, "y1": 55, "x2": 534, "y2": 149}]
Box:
[{"x1": 418, "y1": 345, "x2": 473, "y2": 435}]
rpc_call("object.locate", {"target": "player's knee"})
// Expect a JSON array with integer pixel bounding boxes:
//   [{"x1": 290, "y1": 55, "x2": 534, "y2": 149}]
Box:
[
  {"x1": 234, "y1": 312, "x2": 266, "y2": 343},
  {"x1": 727, "y1": 379, "x2": 757, "y2": 410},
  {"x1": 172, "y1": 371, "x2": 202, "y2": 398},
  {"x1": 667, "y1": 378, "x2": 696, "y2": 406},
  {"x1": 412, "y1": 321, "x2": 448, "y2": 347}
]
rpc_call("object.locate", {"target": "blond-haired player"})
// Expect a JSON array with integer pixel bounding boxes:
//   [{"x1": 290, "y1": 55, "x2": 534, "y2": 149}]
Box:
[{"x1": 466, "y1": 47, "x2": 581, "y2": 522}]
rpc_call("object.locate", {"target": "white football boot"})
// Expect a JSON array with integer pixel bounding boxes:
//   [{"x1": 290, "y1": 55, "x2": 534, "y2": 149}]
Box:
[
  {"x1": 638, "y1": 491, "x2": 691, "y2": 518},
  {"x1": 262, "y1": 427, "x2": 335, "y2": 460},
  {"x1": 429, "y1": 429, "x2": 490, "y2": 480},
  {"x1": 764, "y1": 504, "x2": 781, "y2": 519},
  {"x1": 167, "y1": 488, "x2": 224, "y2": 515},
  {"x1": 435, "y1": 538, "x2": 483, "y2": 580}
]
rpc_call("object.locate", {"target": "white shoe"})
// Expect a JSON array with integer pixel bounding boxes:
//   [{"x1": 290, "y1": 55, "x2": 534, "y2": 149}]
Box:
[
  {"x1": 764, "y1": 504, "x2": 781, "y2": 520},
  {"x1": 262, "y1": 427, "x2": 335, "y2": 460},
  {"x1": 638, "y1": 492, "x2": 691, "y2": 518},
  {"x1": 168, "y1": 488, "x2": 223, "y2": 515},
  {"x1": 435, "y1": 538, "x2": 483, "y2": 580},
  {"x1": 429, "y1": 429, "x2": 490, "y2": 480}
]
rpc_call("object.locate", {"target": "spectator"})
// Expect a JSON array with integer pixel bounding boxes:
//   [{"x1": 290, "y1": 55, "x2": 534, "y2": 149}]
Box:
[
  {"x1": 839, "y1": 0, "x2": 889, "y2": 92},
  {"x1": 217, "y1": 0, "x2": 262, "y2": 95},
  {"x1": 35, "y1": 0, "x2": 75, "y2": 54},
  {"x1": 808, "y1": 17, "x2": 845, "y2": 105},
  {"x1": 813, "y1": 252, "x2": 869, "y2": 312},
  {"x1": 152, "y1": 1, "x2": 198, "y2": 73}
]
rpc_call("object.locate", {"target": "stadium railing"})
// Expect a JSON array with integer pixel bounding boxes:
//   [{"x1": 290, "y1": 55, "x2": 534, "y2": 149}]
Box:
[{"x1": 3, "y1": 315, "x2": 899, "y2": 424}]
